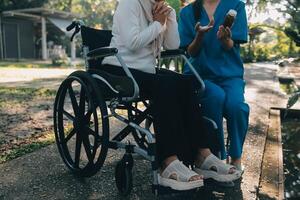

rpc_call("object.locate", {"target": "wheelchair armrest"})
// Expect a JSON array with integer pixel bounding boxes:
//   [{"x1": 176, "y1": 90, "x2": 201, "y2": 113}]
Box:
[
  {"x1": 160, "y1": 49, "x2": 186, "y2": 58},
  {"x1": 87, "y1": 47, "x2": 118, "y2": 59},
  {"x1": 160, "y1": 49, "x2": 206, "y2": 93},
  {"x1": 202, "y1": 116, "x2": 218, "y2": 130}
]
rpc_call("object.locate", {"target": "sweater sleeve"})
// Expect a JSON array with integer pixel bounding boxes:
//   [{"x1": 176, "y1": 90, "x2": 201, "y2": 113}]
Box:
[
  {"x1": 163, "y1": 9, "x2": 180, "y2": 49},
  {"x1": 116, "y1": 0, "x2": 164, "y2": 51}
]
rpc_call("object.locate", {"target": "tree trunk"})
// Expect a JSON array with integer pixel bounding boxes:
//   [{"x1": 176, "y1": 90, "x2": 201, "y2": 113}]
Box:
[{"x1": 68, "y1": 0, "x2": 72, "y2": 11}]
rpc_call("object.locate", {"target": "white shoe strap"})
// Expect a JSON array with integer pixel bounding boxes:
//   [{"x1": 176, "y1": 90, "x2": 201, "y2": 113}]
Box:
[
  {"x1": 161, "y1": 160, "x2": 198, "y2": 182},
  {"x1": 201, "y1": 154, "x2": 236, "y2": 174}
]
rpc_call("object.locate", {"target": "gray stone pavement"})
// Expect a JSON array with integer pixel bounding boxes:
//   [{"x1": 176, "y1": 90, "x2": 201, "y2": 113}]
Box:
[
  {"x1": 0, "y1": 63, "x2": 286, "y2": 199},
  {"x1": 0, "y1": 68, "x2": 76, "y2": 89}
]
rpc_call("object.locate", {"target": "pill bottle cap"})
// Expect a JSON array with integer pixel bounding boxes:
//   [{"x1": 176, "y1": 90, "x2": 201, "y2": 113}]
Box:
[{"x1": 228, "y1": 9, "x2": 237, "y2": 17}]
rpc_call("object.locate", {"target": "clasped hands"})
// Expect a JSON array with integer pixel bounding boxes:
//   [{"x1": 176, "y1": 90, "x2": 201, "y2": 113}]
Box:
[{"x1": 152, "y1": 0, "x2": 172, "y2": 25}]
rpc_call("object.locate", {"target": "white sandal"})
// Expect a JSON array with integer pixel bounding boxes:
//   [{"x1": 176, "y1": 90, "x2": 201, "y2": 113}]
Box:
[
  {"x1": 158, "y1": 160, "x2": 204, "y2": 190},
  {"x1": 194, "y1": 168, "x2": 238, "y2": 182},
  {"x1": 233, "y1": 163, "x2": 245, "y2": 175},
  {"x1": 194, "y1": 154, "x2": 241, "y2": 182}
]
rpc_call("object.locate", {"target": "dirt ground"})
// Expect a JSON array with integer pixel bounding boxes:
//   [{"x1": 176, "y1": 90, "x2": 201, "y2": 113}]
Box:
[
  {"x1": 0, "y1": 89, "x2": 53, "y2": 141},
  {"x1": 0, "y1": 68, "x2": 76, "y2": 159}
]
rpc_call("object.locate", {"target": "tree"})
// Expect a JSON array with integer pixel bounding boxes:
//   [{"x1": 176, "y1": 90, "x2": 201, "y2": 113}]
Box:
[
  {"x1": 247, "y1": 0, "x2": 300, "y2": 46},
  {"x1": 282, "y1": 0, "x2": 300, "y2": 46},
  {"x1": 46, "y1": 0, "x2": 73, "y2": 12},
  {"x1": 45, "y1": 0, "x2": 182, "y2": 30},
  {"x1": 44, "y1": 0, "x2": 117, "y2": 29},
  {"x1": 78, "y1": 0, "x2": 116, "y2": 29},
  {"x1": 0, "y1": 0, "x2": 48, "y2": 11},
  {"x1": 167, "y1": 0, "x2": 181, "y2": 15}
]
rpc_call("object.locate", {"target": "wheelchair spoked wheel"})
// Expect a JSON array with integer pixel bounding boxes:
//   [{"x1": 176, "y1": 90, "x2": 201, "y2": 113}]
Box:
[
  {"x1": 54, "y1": 71, "x2": 109, "y2": 177},
  {"x1": 128, "y1": 108, "x2": 153, "y2": 150},
  {"x1": 115, "y1": 153, "x2": 134, "y2": 196}
]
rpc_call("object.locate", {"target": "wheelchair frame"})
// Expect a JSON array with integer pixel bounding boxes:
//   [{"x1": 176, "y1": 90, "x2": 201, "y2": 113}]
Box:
[{"x1": 53, "y1": 20, "x2": 216, "y2": 196}]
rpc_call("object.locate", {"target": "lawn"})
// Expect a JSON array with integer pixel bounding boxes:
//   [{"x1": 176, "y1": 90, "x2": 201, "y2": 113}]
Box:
[
  {"x1": 0, "y1": 61, "x2": 54, "y2": 68},
  {"x1": 0, "y1": 60, "x2": 84, "y2": 68}
]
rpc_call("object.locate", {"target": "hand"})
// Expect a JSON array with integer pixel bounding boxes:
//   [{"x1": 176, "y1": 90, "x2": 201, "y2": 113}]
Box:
[
  {"x1": 153, "y1": 1, "x2": 172, "y2": 25},
  {"x1": 153, "y1": 1, "x2": 172, "y2": 16},
  {"x1": 153, "y1": 12, "x2": 168, "y2": 25},
  {"x1": 217, "y1": 25, "x2": 232, "y2": 42},
  {"x1": 217, "y1": 25, "x2": 233, "y2": 50},
  {"x1": 195, "y1": 18, "x2": 215, "y2": 37}
]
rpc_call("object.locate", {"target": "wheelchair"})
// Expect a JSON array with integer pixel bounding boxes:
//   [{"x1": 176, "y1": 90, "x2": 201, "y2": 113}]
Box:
[{"x1": 53, "y1": 20, "x2": 218, "y2": 196}]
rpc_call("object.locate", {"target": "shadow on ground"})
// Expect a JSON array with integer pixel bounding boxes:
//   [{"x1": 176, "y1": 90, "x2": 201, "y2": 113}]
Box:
[
  {"x1": 0, "y1": 62, "x2": 283, "y2": 200},
  {"x1": 0, "y1": 143, "x2": 244, "y2": 200}
]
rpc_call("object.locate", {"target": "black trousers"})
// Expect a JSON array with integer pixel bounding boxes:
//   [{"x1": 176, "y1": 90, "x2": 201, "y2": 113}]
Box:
[{"x1": 101, "y1": 65, "x2": 217, "y2": 165}]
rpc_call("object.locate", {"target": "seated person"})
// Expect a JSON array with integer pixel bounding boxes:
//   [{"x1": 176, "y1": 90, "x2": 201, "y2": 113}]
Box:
[
  {"x1": 178, "y1": 0, "x2": 249, "y2": 171},
  {"x1": 103, "y1": 0, "x2": 241, "y2": 190}
]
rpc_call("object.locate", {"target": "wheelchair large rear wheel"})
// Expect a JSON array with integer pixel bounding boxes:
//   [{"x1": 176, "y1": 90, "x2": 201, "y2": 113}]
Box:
[{"x1": 54, "y1": 71, "x2": 109, "y2": 177}]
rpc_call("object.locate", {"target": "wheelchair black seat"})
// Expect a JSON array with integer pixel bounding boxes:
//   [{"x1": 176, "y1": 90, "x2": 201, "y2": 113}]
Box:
[
  {"x1": 81, "y1": 26, "x2": 113, "y2": 67},
  {"x1": 88, "y1": 69, "x2": 135, "y2": 98},
  {"x1": 81, "y1": 26, "x2": 112, "y2": 49}
]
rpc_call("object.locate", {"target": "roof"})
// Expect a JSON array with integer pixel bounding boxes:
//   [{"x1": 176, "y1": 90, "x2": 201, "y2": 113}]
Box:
[{"x1": 2, "y1": 7, "x2": 81, "y2": 20}]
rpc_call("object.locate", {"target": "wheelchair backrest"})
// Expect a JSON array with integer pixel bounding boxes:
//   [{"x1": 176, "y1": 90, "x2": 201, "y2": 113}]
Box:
[{"x1": 80, "y1": 26, "x2": 113, "y2": 67}]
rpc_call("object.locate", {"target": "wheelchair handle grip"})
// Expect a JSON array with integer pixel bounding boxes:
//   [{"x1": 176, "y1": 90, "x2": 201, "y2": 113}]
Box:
[
  {"x1": 66, "y1": 22, "x2": 76, "y2": 31},
  {"x1": 66, "y1": 21, "x2": 82, "y2": 41}
]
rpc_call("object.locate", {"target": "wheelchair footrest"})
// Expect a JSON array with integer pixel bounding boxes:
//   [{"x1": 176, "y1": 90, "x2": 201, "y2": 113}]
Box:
[
  {"x1": 153, "y1": 184, "x2": 199, "y2": 197},
  {"x1": 204, "y1": 178, "x2": 235, "y2": 188}
]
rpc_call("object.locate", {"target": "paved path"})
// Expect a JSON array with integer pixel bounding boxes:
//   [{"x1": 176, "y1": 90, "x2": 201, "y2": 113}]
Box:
[
  {"x1": 0, "y1": 68, "x2": 76, "y2": 89},
  {"x1": 0, "y1": 63, "x2": 287, "y2": 199}
]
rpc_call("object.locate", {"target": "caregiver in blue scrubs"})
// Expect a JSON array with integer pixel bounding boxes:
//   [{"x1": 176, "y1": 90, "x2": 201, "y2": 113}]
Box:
[{"x1": 178, "y1": 0, "x2": 249, "y2": 170}]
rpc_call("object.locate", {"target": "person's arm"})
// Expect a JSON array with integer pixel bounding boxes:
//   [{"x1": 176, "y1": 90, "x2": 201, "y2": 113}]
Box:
[
  {"x1": 163, "y1": 9, "x2": 180, "y2": 49},
  {"x1": 187, "y1": 23, "x2": 205, "y2": 57},
  {"x1": 117, "y1": 0, "x2": 164, "y2": 51},
  {"x1": 187, "y1": 20, "x2": 214, "y2": 57}
]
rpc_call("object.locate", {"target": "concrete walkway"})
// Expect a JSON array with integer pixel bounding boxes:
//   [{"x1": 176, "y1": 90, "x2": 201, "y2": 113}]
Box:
[
  {"x1": 0, "y1": 68, "x2": 76, "y2": 89},
  {"x1": 0, "y1": 63, "x2": 286, "y2": 200}
]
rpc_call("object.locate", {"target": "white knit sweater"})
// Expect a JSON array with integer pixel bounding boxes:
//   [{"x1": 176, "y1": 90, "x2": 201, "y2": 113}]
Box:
[{"x1": 102, "y1": 0, "x2": 180, "y2": 74}]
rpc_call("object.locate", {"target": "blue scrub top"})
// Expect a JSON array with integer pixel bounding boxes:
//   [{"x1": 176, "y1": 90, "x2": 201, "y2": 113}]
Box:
[{"x1": 178, "y1": 0, "x2": 248, "y2": 80}]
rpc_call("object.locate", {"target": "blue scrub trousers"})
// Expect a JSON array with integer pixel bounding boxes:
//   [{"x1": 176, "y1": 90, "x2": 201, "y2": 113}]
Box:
[{"x1": 201, "y1": 78, "x2": 249, "y2": 160}]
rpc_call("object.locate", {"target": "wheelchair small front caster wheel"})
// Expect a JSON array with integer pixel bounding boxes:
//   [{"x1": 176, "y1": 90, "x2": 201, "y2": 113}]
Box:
[{"x1": 115, "y1": 154, "x2": 133, "y2": 196}]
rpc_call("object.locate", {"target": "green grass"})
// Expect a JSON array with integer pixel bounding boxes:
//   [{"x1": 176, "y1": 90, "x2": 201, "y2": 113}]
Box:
[
  {"x1": 280, "y1": 82, "x2": 299, "y2": 94},
  {"x1": 0, "y1": 61, "x2": 53, "y2": 68},
  {"x1": 0, "y1": 142, "x2": 52, "y2": 163},
  {"x1": 0, "y1": 61, "x2": 77, "y2": 68},
  {"x1": 0, "y1": 125, "x2": 74, "y2": 163},
  {"x1": 0, "y1": 87, "x2": 57, "y2": 108},
  {"x1": 0, "y1": 87, "x2": 56, "y2": 96},
  {"x1": 0, "y1": 60, "x2": 84, "y2": 69},
  {"x1": 0, "y1": 132, "x2": 55, "y2": 163}
]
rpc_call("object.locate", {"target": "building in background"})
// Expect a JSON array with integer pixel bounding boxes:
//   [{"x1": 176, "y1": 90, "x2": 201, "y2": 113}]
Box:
[{"x1": 0, "y1": 8, "x2": 79, "y2": 60}]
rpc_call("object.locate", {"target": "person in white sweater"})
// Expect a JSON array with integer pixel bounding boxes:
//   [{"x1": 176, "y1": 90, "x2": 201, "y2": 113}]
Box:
[
  {"x1": 102, "y1": 0, "x2": 241, "y2": 190},
  {"x1": 103, "y1": 0, "x2": 179, "y2": 73}
]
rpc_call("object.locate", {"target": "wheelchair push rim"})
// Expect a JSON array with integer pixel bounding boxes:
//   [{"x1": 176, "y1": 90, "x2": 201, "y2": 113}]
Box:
[{"x1": 54, "y1": 71, "x2": 109, "y2": 177}]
